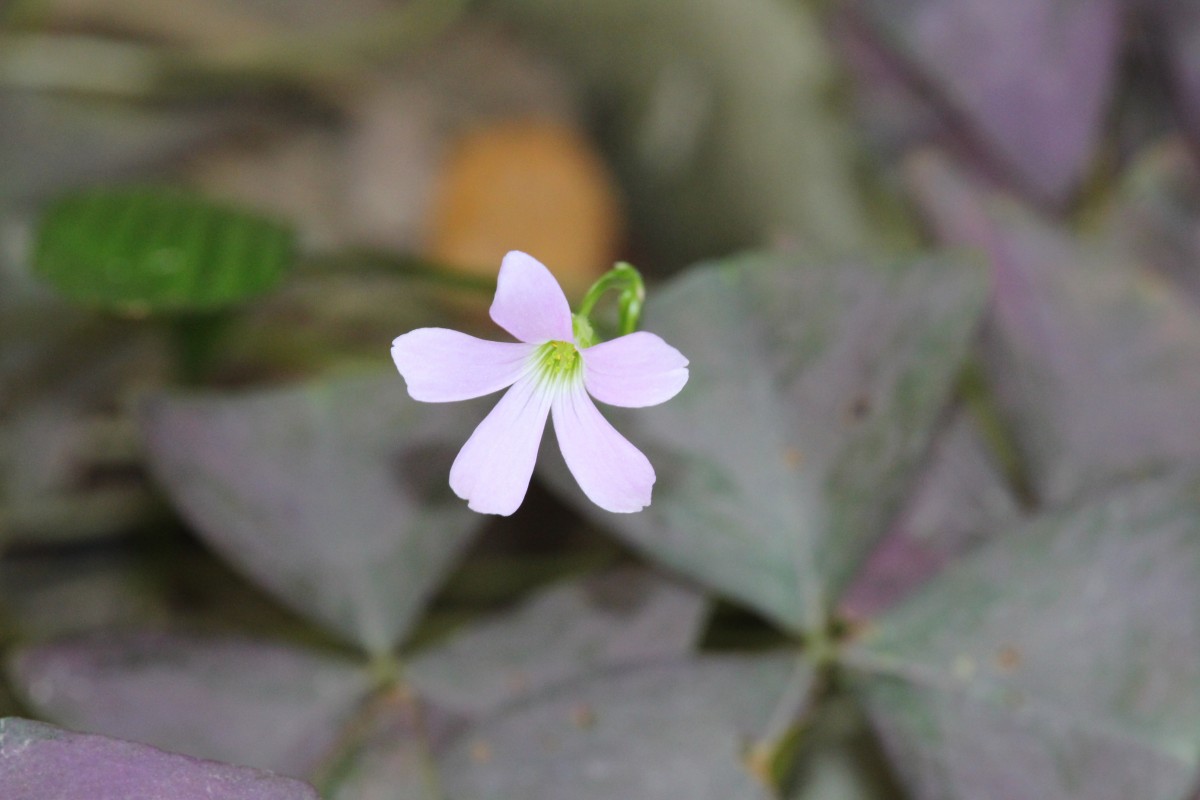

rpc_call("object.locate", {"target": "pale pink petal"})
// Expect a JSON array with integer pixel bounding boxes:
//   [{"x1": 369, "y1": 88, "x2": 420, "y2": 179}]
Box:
[
  {"x1": 582, "y1": 331, "x2": 689, "y2": 408},
  {"x1": 489, "y1": 251, "x2": 573, "y2": 343},
  {"x1": 392, "y1": 328, "x2": 534, "y2": 402},
  {"x1": 552, "y1": 384, "x2": 654, "y2": 513},
  {"x1": 449, "y1": 377, "x2": 552, "y2": 515}
]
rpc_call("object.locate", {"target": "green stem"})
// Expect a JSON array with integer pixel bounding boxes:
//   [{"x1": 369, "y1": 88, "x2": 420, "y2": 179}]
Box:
[
  {"x1": 310, "y1": 657, "x2": 447, "y2": 800},
  {"x1": 167, "y1": 313, "x2": 231, "y2": 386},
  {"x1": 577, "y1": 262, "x2": 646, "y2": 338},
  {"x1": 406, "y1": 679, "x2": 448, "y2": 800},
  {"x1": 956, "y1": 358, "x2": 1039, "y2": 509},
  {"x1": 745, "y1": 652, "x2": 829, "y2": 792}
]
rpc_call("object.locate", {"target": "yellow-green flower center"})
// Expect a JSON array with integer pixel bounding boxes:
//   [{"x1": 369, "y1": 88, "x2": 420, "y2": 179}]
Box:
[{"x1": 533, "y1": 340, "x2": 583, "y2": 389}]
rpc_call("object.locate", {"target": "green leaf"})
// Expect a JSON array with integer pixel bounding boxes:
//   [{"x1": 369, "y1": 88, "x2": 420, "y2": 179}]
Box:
[
  {"x1": 34, "y1": 186, "x2": 295, "y2": 313},
  {"x1": 542, "y1": 252, "x2": 988, "y2": 633},
  {"x1": 845, "y1": 474, "x2": 1200, "y2": 800},
  {"x1": 439, "y1": 654, "x2": 813, "y2": 800},
  {"x1": 138, "y1": 373, "x2": 488, "y2": 655}
]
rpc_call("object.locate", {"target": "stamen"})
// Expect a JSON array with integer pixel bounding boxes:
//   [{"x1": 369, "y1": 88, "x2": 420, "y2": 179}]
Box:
[{"x1": 532, "y1": 340, "x2": 583, "y2": 390}]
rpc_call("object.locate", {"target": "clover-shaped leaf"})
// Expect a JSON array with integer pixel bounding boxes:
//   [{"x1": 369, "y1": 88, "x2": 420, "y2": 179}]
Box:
[
  {"x1": 543, "y1": 252, "x2": 987, "y2": 633},
  {"x1": 440, "y1": 654, "x2": 812, "y2": 800},
  {"x1": 858, "y1": 0, "x2": 1120, "y2": 204},
  {"x1": 910, "y1": 153, "x2": 1200, "y2": 506},
  {"x1": 846, "y1": 474, "x2": 1200, "y2": 800},
  {"x1": 139, "y1": 373, "x2": 487, "y2": 654},
  {"x1": 408, "y1": 567, "x2": 709, "y2": 715}
]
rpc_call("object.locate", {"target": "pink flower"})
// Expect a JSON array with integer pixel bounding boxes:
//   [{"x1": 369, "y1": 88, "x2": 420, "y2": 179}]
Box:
[{"x1": 391, "y1": 251, "x2": 688, "y2": 516}]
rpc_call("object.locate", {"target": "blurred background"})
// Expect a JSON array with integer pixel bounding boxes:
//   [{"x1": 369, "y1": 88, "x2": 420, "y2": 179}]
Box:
[{"x1": 4, "y1": 0, "x2": 1200, "y2": 796}]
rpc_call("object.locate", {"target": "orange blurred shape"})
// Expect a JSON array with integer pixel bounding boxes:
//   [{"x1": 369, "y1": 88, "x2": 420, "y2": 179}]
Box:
[{"x1": 425, "y1": 119, "x2": 623, "y2": 298}]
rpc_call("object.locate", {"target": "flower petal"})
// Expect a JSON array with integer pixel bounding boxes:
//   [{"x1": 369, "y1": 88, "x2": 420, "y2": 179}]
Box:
[
  {"x1": 490, "y1": 251, "x2": 574, "y2": 343},
  {"x1": 552, "y1": 384, "x2": 654, "y2": 513},
  {"x1": 582, "y1": 331, "x2": 689, "y2": 408},
  {"x1": 449, "y1": 377, "x2": 552, "y2": 515},
  {"x1": 392, "y1": 328, "x2": 534, "y2": 402}
]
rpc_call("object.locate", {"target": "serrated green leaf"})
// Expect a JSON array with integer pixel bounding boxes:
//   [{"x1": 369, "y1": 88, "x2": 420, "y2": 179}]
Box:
[
  {"x1": 845, "y1": 474, "x2": 1200, "y2": 800},
  {"x1": 542, "y1": 252, "x2": 988, "y2": 633},
  {"x1": 34, "y1": 186, "x2": 295, "y2": 313}
]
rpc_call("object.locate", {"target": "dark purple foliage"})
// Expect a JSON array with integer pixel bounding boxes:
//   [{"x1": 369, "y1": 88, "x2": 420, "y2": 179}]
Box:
[
  {"x1": 138, "y1": 375, "x2": 488, "y2": 655},
  {"x1": 847, "y1": 475, "x2": 1200, "y2": 800},
  {"x1": 840, "y1": 411, "x2": 1020, "y2": 618},
  {"x1": 0, "y1": 717, "x2": 318, "y2": 800},
  {"x1": 908, "y1": 153, "x2": 1200, "y2": 506},
  {"x1": 855, "y1": 0, "x2": 1122, "y2": 205},
  {"x1": 6, "y1": 633, "x2": 370, "y2": 778},
  {"x1": 540, "y1": 252, "x2": 988, "y2": 633}
]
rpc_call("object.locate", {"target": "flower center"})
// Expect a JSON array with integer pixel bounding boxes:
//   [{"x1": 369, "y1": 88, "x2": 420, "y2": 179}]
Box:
[{"x1": 532, "y1": 340, "x2": 583, "y2": 389}]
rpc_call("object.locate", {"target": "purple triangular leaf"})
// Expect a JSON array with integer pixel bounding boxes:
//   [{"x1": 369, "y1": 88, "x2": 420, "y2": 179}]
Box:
[
  {"x1": 138, "y1": 374, "x2": 486, "y2": 654},
  {"x1": 1110, "y1": 138, "x2": 1200, "y2": 305},
  {"x1": 542, "y1": 252, "x2": 987, "y2": 633},
  {"x1": 0, "y1": 717, "x2": 318, "y2": 800},
  {"x1": 408, "y1": 567, "x2": 709, "y2": 716},
  {"x1": 857, "y1": 0, "x2": 1121, "y2": 204},
  {"x1": 440, "y1": 655, "x2": 812, "y2": 800},
  {"x1": 909, "y1": 153, "x2": 1200, "y2": 505},
  {"x1": 840, "y1": 409, "x2": 1021, "y2": 618},
  {"x1": 6, "y1": 632, "x2": 371, "y2": 778},
  {"x1": 1150, "y1": 0, "x2": 1200, "y2": 150},
  {"x1": 846, "y1": 474, "x2": 1200, "y2": 800}
]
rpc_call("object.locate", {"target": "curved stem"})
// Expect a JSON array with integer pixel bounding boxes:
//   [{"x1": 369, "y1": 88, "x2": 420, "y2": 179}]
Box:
[{"x1": 577, "y1": 262, "x2": 646, "y2": 338}]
